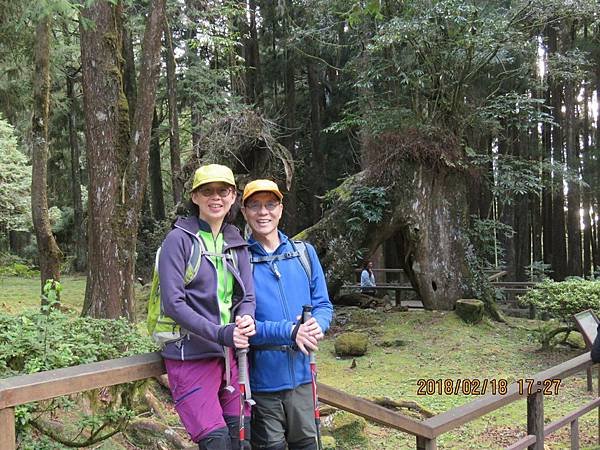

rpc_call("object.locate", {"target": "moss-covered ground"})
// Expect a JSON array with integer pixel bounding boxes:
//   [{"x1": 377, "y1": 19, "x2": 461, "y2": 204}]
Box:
[
  {"x1": 319, "y1": 307, "x2": 597, "y2": 449},
  {"x1": 0, "y1": 275, "x2": 597, "y2": 449}
]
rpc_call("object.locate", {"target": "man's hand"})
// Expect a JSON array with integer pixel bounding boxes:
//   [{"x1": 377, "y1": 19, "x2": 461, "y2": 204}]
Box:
[{"x1": 294, "y1": 317, "x2": 324, "y2": 355}]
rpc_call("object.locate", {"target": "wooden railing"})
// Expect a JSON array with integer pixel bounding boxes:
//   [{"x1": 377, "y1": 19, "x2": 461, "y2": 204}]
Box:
[{"x1": 0, "y1": 351, "x2": 596, "y2": 449}]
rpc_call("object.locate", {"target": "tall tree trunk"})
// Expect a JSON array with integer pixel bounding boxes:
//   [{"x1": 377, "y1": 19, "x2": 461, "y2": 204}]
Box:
[
  {"x1": 530, "y1": 99, "x2": 543, "y2": 266},
  {"x1": 31, "y1": 15, "x2": 62, "y2": 304},
  {"x1": 122, "y1": 24, "x2": 137, "y2": 123},
  {"x1": 514, "y1": 132, "x2": 530, "y2": 281},
  {"x1": 149, "y1": 108, "x2": 165, "y2": 220},
  {"x1": 548, "y1": 27, "x2": 567, "y2": 280},
  {"x1": 541, "y1": 79, "x2": 553, "y2": 273},
  {"x1": 594, "y1": 67, "x2": 600, "y2": 269},
  {"x1": 81, "y1": 0, "x2": 165, "y2": 319},
  {"x1": 67, "y1": 70, "x2": 86, "y2": 272},
  {"x1": 565, "y1": 24, "x2": 582, "y2": 277},
  {"x1": 281, "y1": 4, "x2": 297, "y2": 234},
  {"x1": 582, "y1": 80, "x2": 592, "y2": 277},
  {"x1": 163, "y1": 17, "x2": 183, "y2": 205},
  {"x1": 307, "y1": 59, "x2": 325, "y2": 222},
  {"x1": 497, "y1": 134, "x2": 515, "y2": 279},
  {"x1": 244, "y1": 0, "x2": 263, "y2": 106}
]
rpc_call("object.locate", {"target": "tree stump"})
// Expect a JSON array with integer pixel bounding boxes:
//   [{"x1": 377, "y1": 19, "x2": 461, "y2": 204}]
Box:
[
  {"x1": 334, "y1": 332, "x2": 368, "y2": 356},
  {"x1": 455, "y1": 299, "x2": 484, "y2": 324}
]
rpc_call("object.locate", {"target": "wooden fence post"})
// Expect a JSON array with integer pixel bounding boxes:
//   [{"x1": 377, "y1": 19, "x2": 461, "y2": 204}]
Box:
[
  {"x1": 416, "y1": 436, "x2": 437, "y2": 450},
  {"x1": 527, "y1": 391, "x2": 544, "y2": 450},
  {"x1": 0, "y1": 407, "x2": 16, "y2": 450},
  {"x1": 570, "y1": 418, "x2": 579, "y2": 450}
]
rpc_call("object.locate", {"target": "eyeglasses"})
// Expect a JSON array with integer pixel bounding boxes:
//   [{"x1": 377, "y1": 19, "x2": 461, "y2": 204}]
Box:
[
  {"x1": 198, "y1": 186, "x2": 233, "y2": 198},
  {"x1": 245, "y1": 201, "x2": 280, "y2": 212}
]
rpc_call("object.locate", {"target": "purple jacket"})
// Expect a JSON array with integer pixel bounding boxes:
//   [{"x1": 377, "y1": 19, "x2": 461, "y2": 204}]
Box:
[{"x1": 158, "y1": 216, "x2": 255, "y2": 361}]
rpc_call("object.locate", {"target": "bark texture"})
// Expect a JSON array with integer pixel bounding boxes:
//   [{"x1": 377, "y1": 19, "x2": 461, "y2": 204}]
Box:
[
  {"x1": 298, "y1": 130, "x2": 495, "y2": 313},
  {"x1": 31, "y1": 16, "x2": 62, "y2": 300},
  {"x1": 81, "y1": 0, "x2": 165, "y2": 319},
  {"x1": 163, "y1": 17, "x2": 183, "y2": 205},
  {"x1": 67, "y1": 70, "x2": 86, "y2": 272}
]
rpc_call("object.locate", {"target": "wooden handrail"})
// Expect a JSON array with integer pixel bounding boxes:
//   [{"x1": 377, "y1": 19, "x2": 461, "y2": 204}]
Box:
[
  {"x1": 487, "y1": 270, "x2": 508, "y2": 281},
  {"x1": 0, "y1": 350, "x2": 595, "y2": 449},
  {"x1": 422, "y1": 351, "x2": 593, "y2": 436},
  {"x1": 0, "y1": 352, "x2": 164, "y2": 409},
  {"x1": 318, "y1": 384, "x2": 435, "y2": 438},
  {"x1": 354, "y1": 268, "x2": 405, "y2": 273}
]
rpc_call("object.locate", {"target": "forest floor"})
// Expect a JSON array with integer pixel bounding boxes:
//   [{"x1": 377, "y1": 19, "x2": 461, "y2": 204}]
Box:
[{"x1": 1, "y1": 274, "x2": 598, "y2": 450}]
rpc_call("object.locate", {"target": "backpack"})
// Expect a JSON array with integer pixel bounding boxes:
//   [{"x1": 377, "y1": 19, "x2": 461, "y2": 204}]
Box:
[
  {"x1": 147, "y1": 230, "x2": 239, "y2": 347},
  {"x1": 250, "y1": 240, "x2": 312, "y2": 282}
]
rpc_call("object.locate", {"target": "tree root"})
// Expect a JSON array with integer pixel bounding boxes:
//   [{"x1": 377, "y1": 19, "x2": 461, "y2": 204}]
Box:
[
  {"x1": 124, "y1": 418, "x2": 191, "y2": 449},
  {"x1": 371, "y1": 397, "x2": 435, "y2": 418},
  {"x1": 30, "y1": 417, "x2": 124, "y2": 448}
]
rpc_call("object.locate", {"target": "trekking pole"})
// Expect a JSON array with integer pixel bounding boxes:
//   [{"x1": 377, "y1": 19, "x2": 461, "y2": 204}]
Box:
[
  {"x1": 302, "y1": 305, "x2": 322, "y2": 450},
  {"x1": 237, "y1": 348, "x2": 253, "y2": 450}
]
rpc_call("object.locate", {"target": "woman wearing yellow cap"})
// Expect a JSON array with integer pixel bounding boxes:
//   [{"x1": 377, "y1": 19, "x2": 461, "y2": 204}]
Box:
[{"x1": 158, "y1": 164, "x2": 256, "y2": 450}]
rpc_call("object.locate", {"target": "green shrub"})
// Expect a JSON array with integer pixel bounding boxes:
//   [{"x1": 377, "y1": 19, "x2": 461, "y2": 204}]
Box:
[
  {"x1": 0, "y1": 261, "x2": 39, "y2": 277},
  {"x1": 0, "y1": 309, "x2": 156, "y2": 446},
  {"x1": 520, "y1": 279, "x2": 600, "y2": 325}
]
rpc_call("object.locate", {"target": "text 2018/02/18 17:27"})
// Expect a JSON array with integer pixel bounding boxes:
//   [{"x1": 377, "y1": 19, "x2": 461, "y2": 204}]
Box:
[{"x1": 416, "y1": 378, "x2": 562, "y2": 396}]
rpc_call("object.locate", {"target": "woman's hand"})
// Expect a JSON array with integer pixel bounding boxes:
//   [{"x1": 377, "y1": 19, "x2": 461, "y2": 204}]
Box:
[
  {"x1": 235, "y1": 315, "x2": 256, "y2": 336},
  {"x1": 233, "y1": 326, "x2": 250, "y2": 348}
]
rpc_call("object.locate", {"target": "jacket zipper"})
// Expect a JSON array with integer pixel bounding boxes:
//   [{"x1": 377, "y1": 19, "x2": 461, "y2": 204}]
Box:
[{"x1": 273, "y1": 259, "x2": 295, "y2": 387}]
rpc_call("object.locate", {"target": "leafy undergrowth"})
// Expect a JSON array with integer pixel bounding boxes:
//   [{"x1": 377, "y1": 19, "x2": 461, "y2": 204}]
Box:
[{"x1": 0, "y1": 277, "x2": 598, "y2": 449}]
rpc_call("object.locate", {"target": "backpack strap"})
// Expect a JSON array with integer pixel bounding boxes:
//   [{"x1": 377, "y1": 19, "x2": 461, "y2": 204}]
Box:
[
  {"x1": 290, "y1": 240, "x2": 312, "y2": 281},
  {"x1": 249, "y1": 240, "x2": 312, "y2": 282},
  {"x1": 184, "y1": 234, "x2": 205, "y2": 285}
]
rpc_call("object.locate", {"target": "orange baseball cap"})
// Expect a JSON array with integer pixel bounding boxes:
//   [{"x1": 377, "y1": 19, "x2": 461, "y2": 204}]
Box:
[{"x1": 242, "y1": 179, "x2": 283, "y2": 203}]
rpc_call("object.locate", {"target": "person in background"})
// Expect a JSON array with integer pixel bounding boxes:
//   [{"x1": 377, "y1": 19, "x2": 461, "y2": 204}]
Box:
[
  {"x1": 360, "y1": 260, "x2": 376, "y2": 296},
  {"x1": 158, "y1": 164, "x2": 256, "y2": 450},
  {"x1": 240, "y1": 179, "x2": 333, "y2": 450}
]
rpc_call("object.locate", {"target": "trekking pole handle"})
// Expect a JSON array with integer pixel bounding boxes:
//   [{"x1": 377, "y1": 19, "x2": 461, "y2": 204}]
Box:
[
  {"x1": 301, "y1": 304, "x2": 313, "y2": 323},
  {"x1": 301, "y1": 305, "x2": 317, "y2": 363},
  {"x1": 237, "y1": 348, "x2": 249, "y2": 384}
]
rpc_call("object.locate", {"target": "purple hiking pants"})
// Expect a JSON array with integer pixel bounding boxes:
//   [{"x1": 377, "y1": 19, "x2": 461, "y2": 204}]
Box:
[{"x1": 165, "y1": 351, "x2": 250, "y2": 443}]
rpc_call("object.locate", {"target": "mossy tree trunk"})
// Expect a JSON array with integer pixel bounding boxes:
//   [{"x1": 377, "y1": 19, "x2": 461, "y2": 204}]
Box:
[
  {"x1": 31, "y1": 15, "x2": 63, "y2": 303},
  {"x1": 80, "y1": 0, "x2": 165, "y2": 320},
  {"x1": 298, "y1": 131, "x2": 497, "y2": 314}
]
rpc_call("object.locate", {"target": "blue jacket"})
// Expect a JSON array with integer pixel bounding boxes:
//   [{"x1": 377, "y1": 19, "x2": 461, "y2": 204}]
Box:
[
  {"x1": 159, "y1": 216, "x2": 255, "y2": 361},
  {"x1": 248, "y1": 231, "x2": 333, "y2": 392}
]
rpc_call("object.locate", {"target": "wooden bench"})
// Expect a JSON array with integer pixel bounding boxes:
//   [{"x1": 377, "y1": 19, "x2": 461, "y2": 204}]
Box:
[{"x1": 341, "y1": 283, "x2": 421, "y2": 308}]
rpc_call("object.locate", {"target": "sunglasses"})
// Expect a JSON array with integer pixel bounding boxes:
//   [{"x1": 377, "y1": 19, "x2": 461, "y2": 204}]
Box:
[
  {"x1": 245, "y1": 201, "x2": 281, "y2": 212},
  {"x1": 198, "y1": 186, "x2": 233, "y2": 198}
]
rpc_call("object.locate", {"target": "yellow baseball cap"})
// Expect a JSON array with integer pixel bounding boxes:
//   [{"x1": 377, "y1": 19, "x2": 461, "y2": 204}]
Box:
[
  {"x1": 192, "y1": 164, "x2": 236, "y2": 191},
  {"x1": 243, "y1": 179, "x2": 283, "y2": 203}
]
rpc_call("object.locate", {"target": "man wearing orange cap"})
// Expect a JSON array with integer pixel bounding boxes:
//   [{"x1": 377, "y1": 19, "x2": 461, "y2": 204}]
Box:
[{"x1": 240, "y1": 179, "x2": 332, "y2": 450}]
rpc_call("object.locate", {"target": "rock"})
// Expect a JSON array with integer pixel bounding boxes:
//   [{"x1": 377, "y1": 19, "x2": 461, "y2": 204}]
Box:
[
  {"x1": 334, "y1": 332, "x2": 368, "y2": 356},
  {"x1": 321, "y1": 435, "x2": 337, "y2": 450},
  {"x1": 335, "y1": 293, "x2": 372, "y2": 307},
  {"x1": 331, "y1": 411, "x2": 368, "y2": 446},
  {"x1": 455, "y1": 298, "x2": 484, "y2": 324}
]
